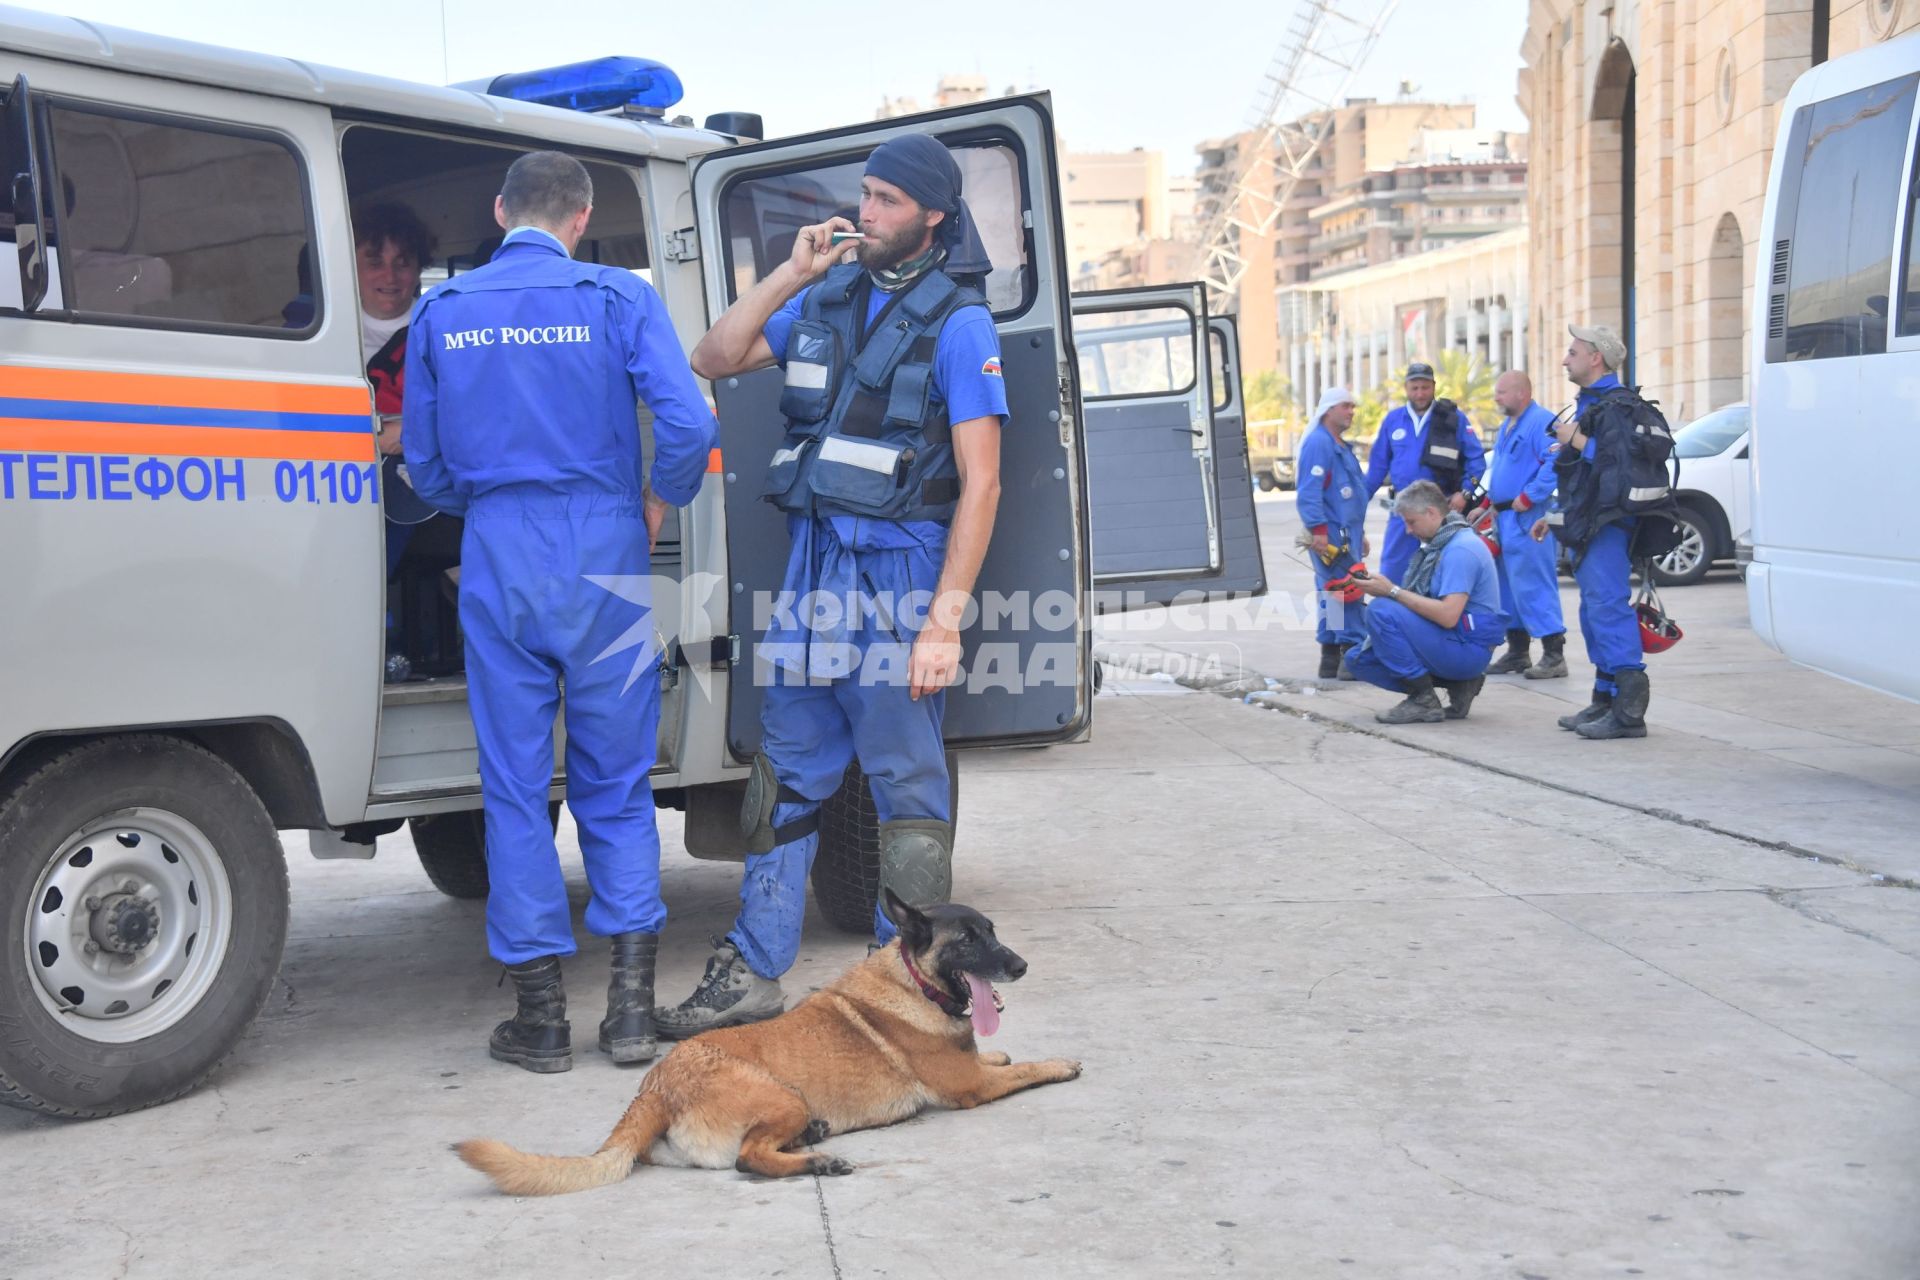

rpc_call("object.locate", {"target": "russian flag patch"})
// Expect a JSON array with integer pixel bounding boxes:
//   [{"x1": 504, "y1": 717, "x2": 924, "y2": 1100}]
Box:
[{"x1": 981, "y1": 356, "x2": 1003, "y2": 377}]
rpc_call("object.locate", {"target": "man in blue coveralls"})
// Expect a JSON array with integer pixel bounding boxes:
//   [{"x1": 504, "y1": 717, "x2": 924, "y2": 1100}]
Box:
[
  {"x1": 1480, "y1": 370, "x2": 1568, "y2": 680},
  {"x1": 403, "y1": 152, "x2": 717, "y2": 1073},
  {"x1": 1365, "y1": 361, "x2": 1486, "y2": 583},
  {"x1": 1295, "y1": 386, "x2": 1371, "y2": 680},
  {"x1": 661, "y1": 134, "x2": 1007, "y2": 1036},
  {"x1": 1346, "y1": 480, "x2": 1504, "y2": 723},
  {"x1": 1530, "y1": 323, "x2": 1676, "y2": 740}
]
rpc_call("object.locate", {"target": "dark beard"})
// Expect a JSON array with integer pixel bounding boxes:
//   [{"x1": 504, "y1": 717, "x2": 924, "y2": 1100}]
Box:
[{"x1": 857, "y1": 224, "x2": 931, "y2": 271}]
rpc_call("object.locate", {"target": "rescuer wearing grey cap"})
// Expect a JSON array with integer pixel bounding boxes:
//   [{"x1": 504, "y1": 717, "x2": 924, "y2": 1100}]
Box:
[{"x1": 1527, "y1": 323, "x2": 1683, "y2": 739}]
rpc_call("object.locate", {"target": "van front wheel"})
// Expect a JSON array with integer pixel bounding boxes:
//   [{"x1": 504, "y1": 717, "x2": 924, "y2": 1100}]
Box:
[
  {"x1": 810, "y1": 753, "x2": 960, "y2": 934},
  {"x1": 0, "y1": 736, "x2": 289, "y2": 1118}
]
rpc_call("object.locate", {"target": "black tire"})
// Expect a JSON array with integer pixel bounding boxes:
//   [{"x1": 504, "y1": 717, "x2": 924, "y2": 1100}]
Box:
[
  {"x1": 0, "y1": 735, "x2": 289, "y2": 1118},
  {"x1": 1256, "y1": 474, "x2": 1278, "y2": 493},
  {"x1": 408, "y1": 801, "x2": 562, "y2": 899},
  {"x1": 810, "y1": 752, "x2": 960, "y2": 934},
  {"x1": 1649, "y1": 504, "x2": 1715, "y2": 587}
]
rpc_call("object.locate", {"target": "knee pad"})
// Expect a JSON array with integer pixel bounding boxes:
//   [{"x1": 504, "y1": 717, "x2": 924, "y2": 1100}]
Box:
[
  {"x1": 739, "y1": 753, "x2": 818, "y2": 854},
  {"x1": 878, "y1": 818, "x2": 953, "y2": 909}
]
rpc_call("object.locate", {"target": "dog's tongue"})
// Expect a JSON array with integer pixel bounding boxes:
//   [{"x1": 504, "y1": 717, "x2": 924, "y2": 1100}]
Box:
[{"x1": 965, "y1": 973, "x2": 1001, "y2": 1037}]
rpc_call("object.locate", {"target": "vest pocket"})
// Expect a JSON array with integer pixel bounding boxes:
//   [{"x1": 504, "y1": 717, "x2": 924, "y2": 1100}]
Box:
[
  {"x1": 778, "y1": 320, "x2": 840, "y2": 423},
  {"x1": 761, "y1": 440, "x2": 810, "y2": 504},
  {"x1": 884, "y1": 362, "x2": 934, "y2": 429},
  {"x1": 808, "y1": 433, "x2": 910, "y2": 514}
]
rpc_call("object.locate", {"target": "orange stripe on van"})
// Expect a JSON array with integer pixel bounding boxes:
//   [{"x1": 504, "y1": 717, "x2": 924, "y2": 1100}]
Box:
[
  {"x1": 0, "y1": 420, "x2": 376, "y2": 463},
  {"x1": 0, "y1": 366, "x2": 372, "y2": 416}
]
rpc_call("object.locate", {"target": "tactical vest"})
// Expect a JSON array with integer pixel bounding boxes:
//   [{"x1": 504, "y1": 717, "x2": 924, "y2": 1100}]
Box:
[
  {"x1": 762, "y1": 263, "x2": 982, "y2": 524},
  {"x1": 1418, "y1": 398, "x2": 1469, "y2": 493},
  {"x1": 1554, "y1": 385, "x2": 1681, "y2": 551}
]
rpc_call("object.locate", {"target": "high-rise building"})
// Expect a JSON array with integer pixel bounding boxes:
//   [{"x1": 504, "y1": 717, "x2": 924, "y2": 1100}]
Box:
[
  {"x1": 1194, "y1": 98, "x2": 1485, "y2": 372},
  {"x1": 1307, "y1": 130, "x2": 1528, "y2": 279}
]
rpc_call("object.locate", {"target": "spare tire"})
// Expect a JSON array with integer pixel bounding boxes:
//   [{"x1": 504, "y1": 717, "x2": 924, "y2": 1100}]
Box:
[
  {"x1": 408, "y1": 801, "x2": 562, "y2": 899},
  {"x1": 810, "y1": 753, "x2": 960, "y2": 934}
]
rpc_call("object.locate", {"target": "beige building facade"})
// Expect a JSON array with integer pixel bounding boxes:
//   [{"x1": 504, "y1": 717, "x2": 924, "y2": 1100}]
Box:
[
  {"x1": 1519, "y1": 0, "x2": 1920, "y2": 425},
  {"x1": 1062, "y1": 148, "x2": 1169, "y2": 278}
]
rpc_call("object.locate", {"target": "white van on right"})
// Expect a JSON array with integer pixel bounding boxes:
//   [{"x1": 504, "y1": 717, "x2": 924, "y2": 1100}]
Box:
[{"x1": 1748, "y1": 31, "x2": 1920, "y2": 703}]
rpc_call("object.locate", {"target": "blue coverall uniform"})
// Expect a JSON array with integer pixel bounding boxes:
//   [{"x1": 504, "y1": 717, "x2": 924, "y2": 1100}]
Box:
[
  {"x1": 1346, "y1": 531, "x2": 1504, "y2": 689},
  {"x1": 1485, "y1": 400, "x2": 1565, "y2": 639},
  {"x1": 1559, "y1": 372, "x2": 1644, "y2": 696},
  {"x1": 728, "y1": 285, "x2": 1007, "y2": 982},
  {"x1": 1294, "y1": 419, "x2": 1371, "y2": 648},
  {"x1": 1365, "y1": 402, "x2": 1486, "y2": 583},
  {"x1": 402, "y1": 228, "x2": 717, "y2": 964}
]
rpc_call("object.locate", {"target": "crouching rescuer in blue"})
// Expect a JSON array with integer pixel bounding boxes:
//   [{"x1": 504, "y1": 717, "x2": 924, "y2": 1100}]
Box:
[{"x1": 661, "y1": 134, "x2": 1007, "y2": 1037}]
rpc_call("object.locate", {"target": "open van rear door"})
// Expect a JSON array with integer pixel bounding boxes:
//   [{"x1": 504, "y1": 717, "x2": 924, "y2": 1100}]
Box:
[
  {"x1": 1077, "y1": 289, "x2": 1265, "y2": 611},
  {"x1": 689, "y1": 98, "x2": 1090, "y2": 758}
]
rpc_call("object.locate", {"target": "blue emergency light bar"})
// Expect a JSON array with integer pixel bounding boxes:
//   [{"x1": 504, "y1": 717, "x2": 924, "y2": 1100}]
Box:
[{"x1": 487, "y1": 57, "x2": 684, "y2": 113}]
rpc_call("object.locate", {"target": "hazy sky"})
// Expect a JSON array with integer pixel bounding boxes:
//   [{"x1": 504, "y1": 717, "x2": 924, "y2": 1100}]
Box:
[{"x1": 22, "y1": 0, "x2": 1531, "y2": 164}]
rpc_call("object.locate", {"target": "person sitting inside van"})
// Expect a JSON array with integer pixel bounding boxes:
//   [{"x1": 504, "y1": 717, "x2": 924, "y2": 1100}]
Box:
[{"x1": 353, "y1": 202, "x2": 438, "y2": 680}]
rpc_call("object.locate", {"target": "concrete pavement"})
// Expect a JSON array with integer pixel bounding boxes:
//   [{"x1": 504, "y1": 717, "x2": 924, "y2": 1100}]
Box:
[
  {"x1": 1096, "y1": 492, "x2": 1920, "y2": 884},
  {"x1": 2, "y1": 493, "x2": 1917, "y2": 1278}
]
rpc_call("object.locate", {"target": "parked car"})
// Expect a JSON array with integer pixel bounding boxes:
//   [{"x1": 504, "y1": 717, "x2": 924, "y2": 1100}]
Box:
[{"x1": 1651, "y1": 402, "x2": 1750, "y2": 586}]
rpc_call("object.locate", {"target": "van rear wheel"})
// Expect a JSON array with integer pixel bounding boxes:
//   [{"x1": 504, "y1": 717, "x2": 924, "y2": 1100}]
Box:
[
  {"x1": 810, "y1": 753, "x2": 959, "y2": 934},
  {"x1": 0, "y1": 736, "x2": 289, "y2": 1118},
  {"x1": 408, "y1": 802, "x2": 562, "y2": 899}
]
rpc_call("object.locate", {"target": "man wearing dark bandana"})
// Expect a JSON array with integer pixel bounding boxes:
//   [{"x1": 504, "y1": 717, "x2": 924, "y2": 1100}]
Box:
[{"x1": 664, "y1": 135, "x2": 1007, "y2": 1036}]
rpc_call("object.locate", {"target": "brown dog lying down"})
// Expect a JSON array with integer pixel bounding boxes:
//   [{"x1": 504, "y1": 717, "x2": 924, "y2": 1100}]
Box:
[{"x1": 456, "y1": 891, "x2": 1081, "y2": 1193}]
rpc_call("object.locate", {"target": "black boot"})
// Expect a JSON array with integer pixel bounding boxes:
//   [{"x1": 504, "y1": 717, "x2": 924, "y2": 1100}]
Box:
[
  {"x1": 1557, "y1": 688, "x2": 1613, "y2": 731},
  {"x1": 1438, "y1": 674, "x2": 1485, "y2": 720},
  {"x1": 1525, "y1": 632, "x2": 1568, "y2": 680},
  {"x1": 1336, "y1": 643, "x2": 1359, "y2": 681},
  {"x1": 490, "y1": 955, "x2": 571, "y2": 1074},
  {"x1": 1485, "y1": 629, "x2": 1531, "y2": 675},
  {"x1": 1376, "y1": 674, "x2": 1445, "y2": 724},
  {"x1": 1577, "y1": 668, "x2": 1649, "y2": 739},
  {"x1": 1318, "y1": 642, "x2": 1342, "y2": 680},
  {"x1": 599, "y1": 931, "x2": 659, "y2": 1064}
]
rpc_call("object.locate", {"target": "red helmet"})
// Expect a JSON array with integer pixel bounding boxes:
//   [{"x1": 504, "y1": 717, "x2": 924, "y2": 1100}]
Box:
[{"x1": 1636, "y1": 601, "x2": 1683, "y2": 653}]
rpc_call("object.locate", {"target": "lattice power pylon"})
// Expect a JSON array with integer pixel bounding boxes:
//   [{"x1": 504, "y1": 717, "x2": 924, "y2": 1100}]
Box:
[{"x1": 1193, "y1": 0, "x2": 1400, "y2": 315}]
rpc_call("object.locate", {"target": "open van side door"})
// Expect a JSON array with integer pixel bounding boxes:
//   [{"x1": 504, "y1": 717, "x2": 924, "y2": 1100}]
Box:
[
  {"x1": 689, "y1": 97, "x2": 1090, "y2": 758},
  {"x1": 1074, "y1": 285, "x2": 1264, "y2": 611}
]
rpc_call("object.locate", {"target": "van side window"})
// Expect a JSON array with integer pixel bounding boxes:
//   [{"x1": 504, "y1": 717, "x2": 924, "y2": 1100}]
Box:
[
  {"x1": 1900, "y1": 106, "x2": 1920, "y2": 339},
  {"x1": 719, "y1": 140, "x2": 1031, "y2": 316},
  {"x1": 1778, "y1": 75, "x2": 1918, "y2": 361},
  {"x1": 44, "y1": 104, "x2": 316, "y2": 333},
  {"x1": 1074, "y1": 306, "x2": 1197, "y2": 399}
]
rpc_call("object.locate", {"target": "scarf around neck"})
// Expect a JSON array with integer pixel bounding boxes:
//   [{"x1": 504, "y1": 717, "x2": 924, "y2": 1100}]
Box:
[
  {"x1": 871, "y1": 244, "x2": 946, "y2": 293},
  {"x1": 1403, "y1": 512, "x2": 1472, "y2": 597}
]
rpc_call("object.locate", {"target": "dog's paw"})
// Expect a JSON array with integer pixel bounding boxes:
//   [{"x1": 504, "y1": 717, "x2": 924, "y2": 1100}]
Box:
[
  {"x1": 809, "y1": 1154, "x2": 855, "y2": 1177},
  {"x1": 797, "y1": 1119, "x2": 831, "y2": 1147},
  {"x1": 978, "y1": 1050, "x2": 1013, "y2": 1067},
  {"x1": 1047, "y1": 1058, "x2": 1083, "y2": 1081}
]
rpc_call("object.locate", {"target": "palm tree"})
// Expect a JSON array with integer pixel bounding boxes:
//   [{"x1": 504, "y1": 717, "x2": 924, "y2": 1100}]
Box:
[{"x1": 1430, "y1": 350, "x2": 1498, "y2": 438}]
